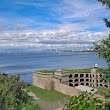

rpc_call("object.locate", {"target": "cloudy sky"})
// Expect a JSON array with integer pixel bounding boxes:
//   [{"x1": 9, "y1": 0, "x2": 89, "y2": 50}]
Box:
[{"x1": 0, "y1": 0, "x2": 110, "y2": 51}]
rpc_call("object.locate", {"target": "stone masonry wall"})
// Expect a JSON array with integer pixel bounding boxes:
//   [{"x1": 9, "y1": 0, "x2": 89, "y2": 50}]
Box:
[
  {"x1": 33, "y1": 73, "x2": 54, "y2": 90},
  {"x1": 33, "y1": 72, "x2": 80, "y2": 96},
  {"x1": 53, "y1": 78, "x2": 80, "y2": 96}
]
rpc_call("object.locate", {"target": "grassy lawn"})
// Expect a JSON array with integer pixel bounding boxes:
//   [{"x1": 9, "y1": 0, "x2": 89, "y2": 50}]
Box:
[
  {"x1": 26, "y1": 85, "x2": 69, "y2": 101},
  {"x1": 65, "y1": 68, "x2": 92, "y2": 73},
  {"x1": 34, "y1": 68, "x2": 106, "y2": 74},
  {"x1": 34, "y1": 70, "x2": 55, "y2": 74},
  {"x1": 65, "y1": 68, "x2": 106, "y2": 73}
]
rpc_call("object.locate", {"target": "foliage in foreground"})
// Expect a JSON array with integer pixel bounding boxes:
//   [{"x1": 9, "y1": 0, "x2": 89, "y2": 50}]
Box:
[
  {"x1": 63, "y1": 92, "x2": 110, "y2": 110},
  {"x1": 0, "y1": 73, "x2": 39, "y2": 110}
]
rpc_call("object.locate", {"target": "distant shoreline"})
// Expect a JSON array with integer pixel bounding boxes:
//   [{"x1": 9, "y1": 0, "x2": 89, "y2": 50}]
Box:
[{"x1": 61, "y1": 50, "x2": 96, "y2": 53}]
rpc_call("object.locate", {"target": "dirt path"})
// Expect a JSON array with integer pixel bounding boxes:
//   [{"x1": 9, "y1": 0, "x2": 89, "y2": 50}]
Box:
[
  {"x1": 23, "y1": 89, "x2": 40, "y2": 100},
  {"x1": 23, "y1": 89, "x2": 68, "y2": 110},
  {"x1": 36, "y1": 99, "x2": 68, "y2": 110}
]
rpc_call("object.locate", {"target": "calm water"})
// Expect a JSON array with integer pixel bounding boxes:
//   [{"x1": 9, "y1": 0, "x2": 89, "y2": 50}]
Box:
[{"x1": 0, "y1": 52, "x2": 107, "y2": 83}]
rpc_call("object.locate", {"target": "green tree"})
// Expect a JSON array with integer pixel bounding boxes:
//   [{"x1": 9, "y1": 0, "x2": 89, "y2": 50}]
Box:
[
  {"x1": 98, "y1": 0, "x2": 110, "y2": 9},
  {"x1": 0, "y1": 73, "x2": 40, "y2": 110},
  {"x1": 98, "y1": 0, "x2": 110, "y2": 27},
  {"x1": 94, "y1": 34, "x2": 110, "y2": 69},
  {"x1": 93, "y1": 34, "x2": 110, "y2": 82},
  {"x1": 93, "y1": 0, "x2": 110, "y2": 82}
]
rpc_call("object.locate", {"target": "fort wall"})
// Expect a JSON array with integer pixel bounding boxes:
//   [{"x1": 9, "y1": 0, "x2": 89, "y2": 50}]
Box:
[
  {"x1": 33, "y1": 72, "x2": 79, "y2": 96},
  {"x1": 33, "y1": 72, "x2": 54, "y2": 90},
  {"x1": 53, "y1": 78, "x2": 79, "y2": 96},
  {"x1": 33, "y1": 68, "x2": 110, "y2": 96}
]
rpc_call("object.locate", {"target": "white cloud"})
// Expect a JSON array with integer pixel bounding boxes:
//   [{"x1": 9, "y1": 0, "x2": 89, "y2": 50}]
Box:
[
  {"x1": 0, "y1": 0, "x2": 109, "y2": 50},
  {"x1": 50, "y1": 0, "x2": 110, "y2": 32},
  {"x1": 0, "y1": 29, "x2": 109, "y2": 50}
]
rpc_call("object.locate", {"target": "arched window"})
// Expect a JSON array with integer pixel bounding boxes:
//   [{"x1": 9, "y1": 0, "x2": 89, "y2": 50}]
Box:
[
  {"x1": 69, "y1": 83, "x2": 73, "y2": 86},
  {"x1": 75, "y1": 74, "x2": 78, "y2": 77},
  {"x1": 80, "y1": 74, "x2": 84, "y2": 77},
  {"x1": 69, "y1": 74, "x2": 72, "y2": 78},
  {"x1": 86, "y1": 74, "x2": 88, "y2": 77},
  {"x1": 100, "y1": 84, "x2": 102, "y2": 86},
  {"x1": 75, "y1": 79, "x2": 78, "y2": 82},
  {"x1": 80, "y1": 79, "x2": 84, "y2": 82},
  {"x1": 69, "y1": 79, "x2": 73, "y2": 82},
  {"x1": 86, "y1": 83, "x2": 89, "y2": 86},
  {"x1": 75, "y1": 84, "x2": 78, "y2": 86},
  {"x1": 86, "y1": 79, "x2": 89, "y2": 81},
  {"x1": 105, "y1": 85, "x2": 108, "y2": 88}
]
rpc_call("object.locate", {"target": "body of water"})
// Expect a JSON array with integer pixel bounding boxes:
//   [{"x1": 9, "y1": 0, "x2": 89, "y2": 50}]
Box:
[{"x1": 0, "y1": 51, "x2": 107, "y2": 83}]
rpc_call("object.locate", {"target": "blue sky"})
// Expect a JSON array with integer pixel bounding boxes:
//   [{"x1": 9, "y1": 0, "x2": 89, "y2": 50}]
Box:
[{"x1": 0, "y1": 0, "x2": 110, "y2": 50}]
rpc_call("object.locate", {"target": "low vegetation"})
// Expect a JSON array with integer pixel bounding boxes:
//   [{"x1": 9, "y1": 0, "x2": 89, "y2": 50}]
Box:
[
  {"x1": 26, "y1": 85, "x2": 69, "y2": 101},
  {"x1": 35, "y1": 68, "x2": 106, "y2": 74},
  {"x1": 65, "y1": 68, "x2": 107, "y2": 73},
  {"x1": 0, "y1": 73, "x2": 40, "y2": 110},
  {"x1": 64, "y1": 92, "x2": 110, "y2": 110},
  {"x1": 65, "y1": 68, "x2": 92, "y2": 73},
  {"x1": 34, "y1": 70, "x2": 55, "y2": 74}
]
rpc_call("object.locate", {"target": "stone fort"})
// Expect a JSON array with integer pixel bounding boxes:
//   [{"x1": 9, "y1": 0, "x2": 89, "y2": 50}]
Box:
[{"x1": 33, "y1": 67, "x2": 110, "y2": 96}]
